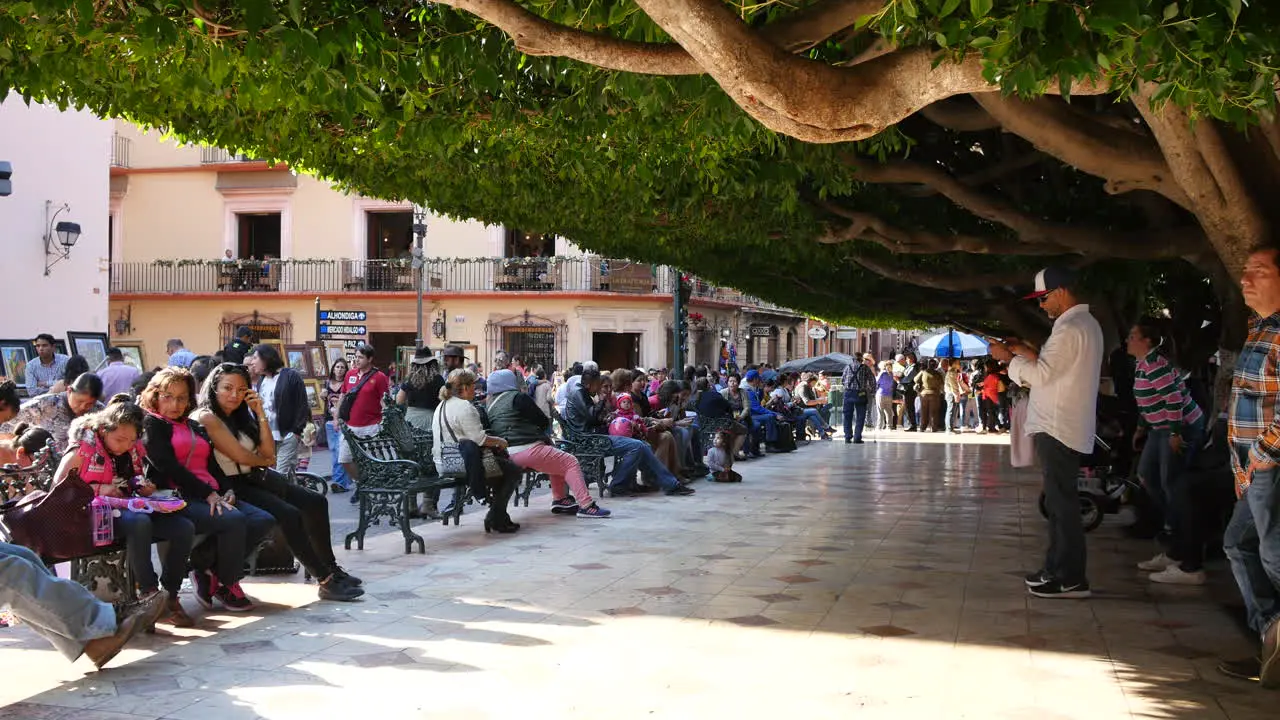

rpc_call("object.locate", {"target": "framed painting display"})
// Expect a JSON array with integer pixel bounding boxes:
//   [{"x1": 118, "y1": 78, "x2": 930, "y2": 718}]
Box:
[
  {"x1": 305, "y1": 342, "x2": 327, "y2": 379},
  {"x1": 303, "y1": 379, "x2": 325, "y2": 417},
  {"x1": 113, "y1": 341, "x2": 147, "y2": 370},
  {"x1": 67, "y1": 331, "x2": 110, "y2": 372},
  {"x1": 323, "y1": 340, "x2": 348, "y2": 368},
  {"x1": 53, "y1": 339, "x2": 68, "y2": 356},
  {"x1": 284, "y1": 344, "x2": 311, "y2": 376},
  {"x1": 0, "y1": 340, "x2": 31, "y2": 391}
]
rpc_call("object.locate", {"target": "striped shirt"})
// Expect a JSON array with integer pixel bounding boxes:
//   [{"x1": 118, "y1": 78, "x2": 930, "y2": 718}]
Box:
[
  {"x1": 1133, "y1": 350, "x2": 1202, "y2": 432},
  {"x1": 1228, "y1": 312, "x2": 1280, "y2": 495}
]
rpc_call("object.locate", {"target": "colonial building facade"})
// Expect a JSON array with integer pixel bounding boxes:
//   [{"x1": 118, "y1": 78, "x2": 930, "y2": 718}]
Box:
[{"x1": 106, "y1": 122, "x2": 808, "y2": 374}]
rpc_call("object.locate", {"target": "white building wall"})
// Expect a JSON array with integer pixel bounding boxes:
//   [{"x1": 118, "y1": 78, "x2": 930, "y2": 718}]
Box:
[{"x1": 0, "y1": 94, "x2": 111, "y2": 340}]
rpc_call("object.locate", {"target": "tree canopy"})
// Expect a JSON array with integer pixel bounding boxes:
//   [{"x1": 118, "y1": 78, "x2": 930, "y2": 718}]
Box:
[{"x1": 1, "y1": 0, "x2": 1275, "y2": 342}]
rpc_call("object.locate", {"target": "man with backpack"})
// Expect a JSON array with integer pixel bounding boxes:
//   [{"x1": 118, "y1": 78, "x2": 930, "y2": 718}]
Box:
[{"x1": 842, "y1": 353, "x2": 877, "y2": 444}]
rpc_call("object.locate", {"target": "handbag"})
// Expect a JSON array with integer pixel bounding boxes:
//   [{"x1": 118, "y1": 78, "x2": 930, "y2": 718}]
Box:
[
  {"x1": 439, "y1": 406, "x2": 503, "y2": 478},
  {"x1": 437, "y1": 407, "x2": 468, "y2": 478},
  {"x1": 0, "y1": 469, "x2": 97, "y2": 561},
  {"x1": 338, "y1": 370, "x2": 377, "y2": 422}
]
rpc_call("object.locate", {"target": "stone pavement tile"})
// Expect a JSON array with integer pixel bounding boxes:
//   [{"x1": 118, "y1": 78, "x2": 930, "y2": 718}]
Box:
[{"x1": 0, "y1": 439, "x2": 1267, "y2": 718}]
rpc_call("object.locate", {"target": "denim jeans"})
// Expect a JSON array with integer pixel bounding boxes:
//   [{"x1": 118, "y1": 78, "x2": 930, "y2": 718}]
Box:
[
  {"x1": 116, "y1": 509, "x2": 195, "y2": 595},
  {"x1": 1138, "y1": 422, "x2": 1206, "y2": 570},
  {"x1": 1034, "y1": 433, "x2": 1087, "y2": 585},
  {"x1": 184, "y1": 499, "x2": 276, "y2": 586},
  {"x1": 843, "y1": 401, "x2": 868, "y2": 442},
  {"x1": 799, "y1": 407, "x2": 829, "y2": 435},
  {"x1": 325, "y1": 421, "x2": 351, "y2": 489},
  {"x1": 750, "y1": 412, "x2": 779, "y2": 443},
  {"x1": 606, "y1": 435, "x2": 679, "y2": 491},
  {"x1": 0, "y1": 542, "x2": 116, "y2": 661},
  {"x1": 1224, "y1": 461, "x2": 1280, "y2": 638},
  {"x1": 945, "y1": 394, "x2": 959, "y2": 431}
]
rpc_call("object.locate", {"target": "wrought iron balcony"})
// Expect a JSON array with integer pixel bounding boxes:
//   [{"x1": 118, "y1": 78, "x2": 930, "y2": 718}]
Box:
[
  {"x1": 199, "y1": 147, "x2": 257, "y2": 164},
  {"x1": 108, "y1": 256, "x2": 792, "y2": 312},
  {"x1": 110, "y1": 134, "x2": 130, "y2": 168}
]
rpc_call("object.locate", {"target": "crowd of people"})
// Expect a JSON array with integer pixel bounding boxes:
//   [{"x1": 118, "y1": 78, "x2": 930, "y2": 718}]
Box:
[{"x1": 5, "y1": 249, "x2": 1280, "y2": 689}]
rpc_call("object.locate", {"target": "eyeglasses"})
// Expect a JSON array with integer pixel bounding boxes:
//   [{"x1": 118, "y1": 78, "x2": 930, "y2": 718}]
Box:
[
  {"x1": 1037, "y1": 290, "x2": 1055, "y2": 305},
  {"x1": 158, "y1": 392, "x2": 189, "y2": 404}
]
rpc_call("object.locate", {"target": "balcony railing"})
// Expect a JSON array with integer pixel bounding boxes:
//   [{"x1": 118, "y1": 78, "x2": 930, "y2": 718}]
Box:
[
  {"x1": 110, "y1": 134, "x2": 130, "y2": 168},
  {"x1": 200, "y1": 147, "x2": 256, "y2": 164},
  {"x1": 109, "y1": 256, "x2": 792, "y2": 311}
]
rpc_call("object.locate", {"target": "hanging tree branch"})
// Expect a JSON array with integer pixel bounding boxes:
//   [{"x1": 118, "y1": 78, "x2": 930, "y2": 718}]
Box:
[{"x1": 845, "y1": 156, "x2": 1206, "y2": 259}]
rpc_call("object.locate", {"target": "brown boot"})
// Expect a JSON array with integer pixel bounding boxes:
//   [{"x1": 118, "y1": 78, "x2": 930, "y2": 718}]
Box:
[
  {"x1": 83, "y1": 591, "x2": 167, "y2": 670},
  {"x1": 159, "y1": 596, "x2": 194, "y2": 628}
]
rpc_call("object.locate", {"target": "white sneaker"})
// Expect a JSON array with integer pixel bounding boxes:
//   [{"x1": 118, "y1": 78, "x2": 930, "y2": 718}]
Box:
[
  {"x1": 1137, "y1": 553, "x2": 1175, "y2": 572},
  {"x1": 1149, "y1": 566, "x2": 1207, "y2": 585}
]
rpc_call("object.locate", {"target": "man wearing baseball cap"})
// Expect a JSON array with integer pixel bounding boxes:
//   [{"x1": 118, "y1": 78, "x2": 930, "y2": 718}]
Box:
[{"x1": 990, "y1": 266, "x2": 1104, "y2": 599}]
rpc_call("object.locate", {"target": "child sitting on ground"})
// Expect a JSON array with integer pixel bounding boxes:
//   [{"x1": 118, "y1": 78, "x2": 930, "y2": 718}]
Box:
[{"x1": 705, "y1": 431, "x2": 741, "y2": 483}]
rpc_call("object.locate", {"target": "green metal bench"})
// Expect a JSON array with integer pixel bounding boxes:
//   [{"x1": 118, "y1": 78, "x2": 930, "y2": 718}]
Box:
[{"x1": 342, "y1": 419, "x2": 467, "y2": 554}]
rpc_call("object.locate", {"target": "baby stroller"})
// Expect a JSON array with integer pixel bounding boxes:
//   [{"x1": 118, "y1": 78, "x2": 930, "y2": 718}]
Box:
[{"x1": 1037, "y1": 405, "x2": 1143, "y2": 532}]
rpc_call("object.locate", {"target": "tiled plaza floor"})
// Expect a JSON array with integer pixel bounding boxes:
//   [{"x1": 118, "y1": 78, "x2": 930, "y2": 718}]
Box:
[{"x1": 1, "y1": 432, "x2": 1275, "y2": 719}]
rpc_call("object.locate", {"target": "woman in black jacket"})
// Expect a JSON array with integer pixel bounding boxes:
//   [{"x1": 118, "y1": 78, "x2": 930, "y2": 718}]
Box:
[
  {"x1": 194, "y1": 363, "x2": 362, "y2": 601},
  {"x1": 140, "y1": 368, "x2": 275, "y2": 614}
]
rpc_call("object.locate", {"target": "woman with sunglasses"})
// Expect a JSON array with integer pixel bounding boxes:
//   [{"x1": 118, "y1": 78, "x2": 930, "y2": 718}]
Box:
[{"x1": 193, "y1": 363, "x2": 362, "y2": 601}]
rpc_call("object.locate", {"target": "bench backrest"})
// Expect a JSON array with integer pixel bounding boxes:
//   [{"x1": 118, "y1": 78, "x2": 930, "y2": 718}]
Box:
[{"x1": 0, "y1": 441, "x2": 61, "y2": 501}]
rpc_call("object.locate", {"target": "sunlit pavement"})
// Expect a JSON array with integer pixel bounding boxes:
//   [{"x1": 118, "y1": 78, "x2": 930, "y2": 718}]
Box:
[{"x1": 1, "y1": 431, "x2": 1274, "y2": 719}]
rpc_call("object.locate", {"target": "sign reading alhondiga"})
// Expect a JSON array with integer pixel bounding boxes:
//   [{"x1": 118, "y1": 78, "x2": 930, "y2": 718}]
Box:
[{"x1": 319, "y1": 309, "x2": 368, "y2": 338}]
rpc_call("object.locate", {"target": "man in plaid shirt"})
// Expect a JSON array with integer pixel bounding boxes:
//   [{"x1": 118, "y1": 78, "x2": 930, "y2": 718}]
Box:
[
  {"x1": 841, "y1": 354, "x2": 876, "y2": 444},
  {"x1": 1221, "y1": 244, "x2": 1280, "y2": 688}
]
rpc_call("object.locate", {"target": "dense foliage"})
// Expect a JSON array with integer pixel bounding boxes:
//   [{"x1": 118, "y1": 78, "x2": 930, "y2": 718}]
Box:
[{"x1": 1, "y1": 1, "x2": 1275, "y2": 332}]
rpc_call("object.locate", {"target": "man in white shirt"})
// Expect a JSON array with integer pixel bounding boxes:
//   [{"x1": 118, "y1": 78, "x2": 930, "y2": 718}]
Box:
[
  {"x1": 555, "y1": 361, "x2": 596, "y2": 417},
  {"x1": 990, "y1": 266, "x2": 1104, "y2": 600}
]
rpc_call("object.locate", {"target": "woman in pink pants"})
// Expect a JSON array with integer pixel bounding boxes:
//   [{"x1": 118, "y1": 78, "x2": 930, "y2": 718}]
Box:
[{"x1": 484, "y1": 369, "x2": 611, "y2": 518}]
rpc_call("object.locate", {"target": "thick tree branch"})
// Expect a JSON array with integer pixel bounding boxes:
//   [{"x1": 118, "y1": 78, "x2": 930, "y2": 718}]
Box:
[
  {"x1": 438, "y1": 0, "x2": 703, "y2": 74},
  {"x1": 849, "y1": 254, "x2": 1028, "y2": 293},
  {"x1": 1132, "y1": 82, "x2": 1268, "y2": 276},
  {"x1": 437, "y1": 0, "x2": 881, "y2": 76},
  {"x1": 814, "y1": 200, "x2": 1070, "y2": 256},
  {"x1": 767, "y1": 0, "x2": 886, "y2": 52},
  {"x1": 846, "y1": 157, "x2": 1206, "y2": 259},
  {"x1": 897, "y1": 151, "x2": 1044, "y2": 197},
  {"x1": 630, "y1": 0, "x2": 1104, "y2": 143},
  {"x1": 973, "y1": 93, "x2": 1192, "y2": 210},
  {"x1": 918, "y1": 97, "x2": 1000, "y2": 132}
]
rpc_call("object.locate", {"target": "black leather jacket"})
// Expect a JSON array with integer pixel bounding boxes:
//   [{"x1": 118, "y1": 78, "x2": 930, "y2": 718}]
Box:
[{"x1": 563, "y1": 385, "x2": 609, "y2": 436}]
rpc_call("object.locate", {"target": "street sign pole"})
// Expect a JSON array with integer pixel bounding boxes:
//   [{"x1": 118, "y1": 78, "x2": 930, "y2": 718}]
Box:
[
  {"x1": 314, "y1": 297, "x2": 321, "y2": 342},
  {"x1": 412, "y1": 205, "x2": 427, "y2": 350}
]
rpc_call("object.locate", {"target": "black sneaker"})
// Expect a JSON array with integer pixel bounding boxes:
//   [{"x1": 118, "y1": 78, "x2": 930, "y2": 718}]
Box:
[
  {"x1": 1028, "y1": 580, "x2": 1091, "y2": 599},
  {"x1": 665, "y1": 484, "x2": 695, "y2": 496},
  {"x1": 318, "y1": 578, "x2": 365, "y2": 602},
  {"x1": 330, "y1": 566, "x2": 362, "y2": 587},
  {"x1": 190, "y1": 570, "x2": 216, "y2": 610},
  {"x1": 1024, "y1": 569, "x2": 1053, "y2": 588},
  {"x1": 1218, "y1": 656, "x2": 1261, "y2": 683}
]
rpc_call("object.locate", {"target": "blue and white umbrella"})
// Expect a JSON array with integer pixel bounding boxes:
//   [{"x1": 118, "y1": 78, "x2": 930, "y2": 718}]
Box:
[{"x1": 917, "y1": 329, "x2": 989, "y2": 358}]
